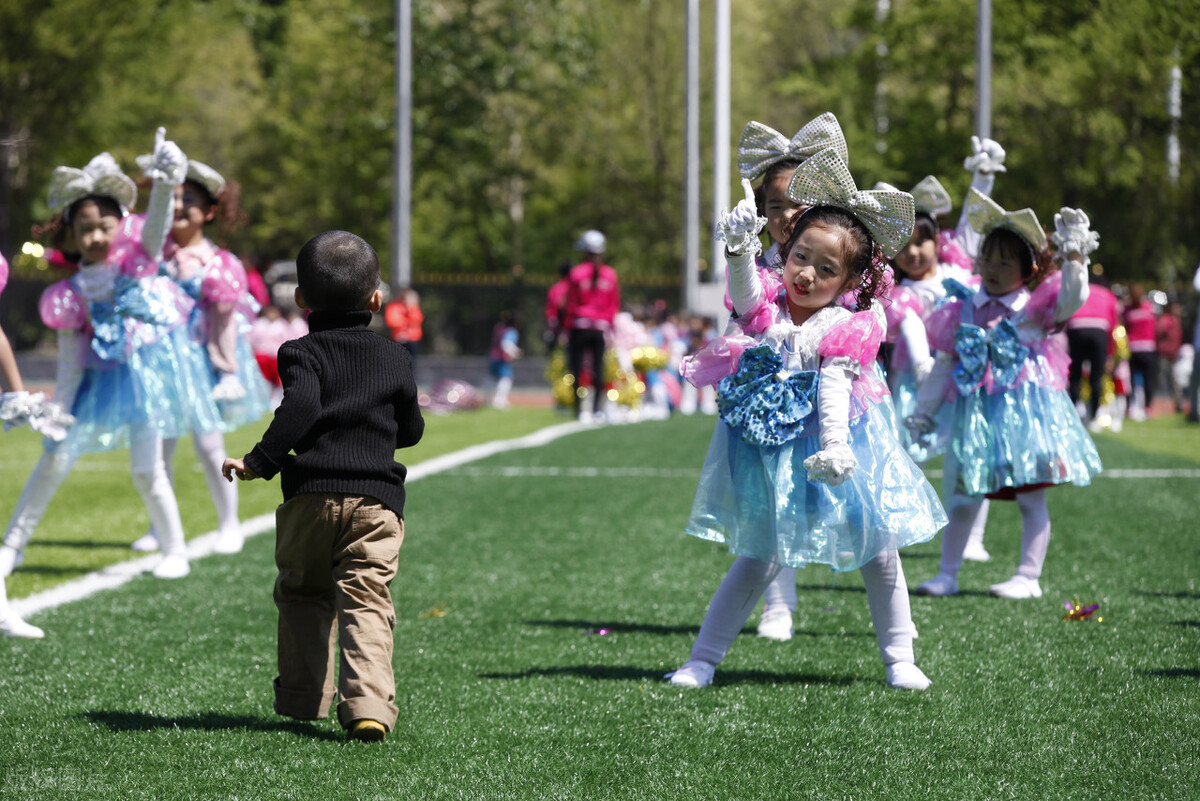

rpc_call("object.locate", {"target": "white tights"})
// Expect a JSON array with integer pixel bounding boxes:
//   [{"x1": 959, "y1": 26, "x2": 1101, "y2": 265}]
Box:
[
  {"x1": 3, "y1": 437, "x2": 187, "y2": 558},
  {"x1": 938, "y1": 490, "x2": 1050, "y2": 578},
  {"x1": 161, "y1": 431, "x2": 238, "y2": 534},
  {"x1": 691, "y1": 550, "x2": 918, "y2": 667}
]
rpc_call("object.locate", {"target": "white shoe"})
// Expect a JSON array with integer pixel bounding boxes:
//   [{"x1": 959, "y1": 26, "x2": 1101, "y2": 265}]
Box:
[
  {"x1": 666, "y1": 660, "x2": 715, "y2": 688},
  {"x1": 0, "y1": 614, "x2": 44, "y2": 639},
  {"x1": 756, "y1": 608, "x2": 794, "y2": 641},
  {"x1": 913, "y1": 572, "x2": 958, "y2": 596},
  {"x1": 989, "y1": 574, "x2": 1042, "y2": 599},
  {"x1": 886, "y1": 662, "x2": 931, "y2": 690},
  {"x1": 212, "y1": 528, "x2": 244, "y2": 555},
  {"x1": 577, "y1": 410, "x2": 594, "y2": 424},
  {"x1": 1087, "y1": 419, "x2": 1103, "y2": 434},
  {"x1": 130, "y1": 532, "x2": 160, "y2": 552},
  {"x1": 0, "y1": 545, "x2": 23, "y2": 577},
  {"x1": 212, "y1": 373, "x2": 247, "y2": 402},
  {"x1": 962, "y1": 542, "x2": 991, "y2": 562},
  {"x1": 152, "y1": 555, "x2": 191, "y2": 579}
]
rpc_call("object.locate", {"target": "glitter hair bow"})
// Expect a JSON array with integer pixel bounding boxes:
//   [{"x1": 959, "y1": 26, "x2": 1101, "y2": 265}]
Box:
[
  {"x1": 964, "y1": 187, "x2": 1046, "y2": 251},
  {"x1": 786, "y1": 148, "x2": 915, "y2": 260},
  {"x1": 952, "y1": 318, "x2": 1029, "y2": 394},
  {"x1": 737, "y1": 113, "x2": 849, "y2": 181},
  {"x1": 911, "y1": 175, "x2": 953, "y2": 216},
  {"x1": 47, "y1": 153, "x2": 137, "y2": 217},
  {"x1": 135, "y1": 155, "x2": 226, "y2": 200}
]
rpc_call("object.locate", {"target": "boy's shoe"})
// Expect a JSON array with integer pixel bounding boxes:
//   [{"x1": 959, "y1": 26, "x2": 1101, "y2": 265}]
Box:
[
  {"x1": 913, "y1": 573, "x2": 958, "y2": 597},
  {"x1": 989, "y1": 574, "x2": 1042, "y2": 599},
  {"x1": 0, "y1": 614, "x2": 44, "y2": 639},
  {"x1": 665, "y1": 660, "x2": 715, "y2": 688},
  {"x1": 131, "y1": 531, "x2": 160, "y2": 552},
  {"x1": 885, "y1": 662, "x2": 931, "y2": 690},
  {"x1": 0, "y1": 545, "x2": 23, "y2": 577},
  {"x1": 152, "y1": 555, "x2": 191, "y2": 580},
  {"x1": 347, "y1": 719, "x2": 387, "y2": 742},
  {"x1": 756, "y1": 607, "x2": 794, "y2": 641},
  {"x1": 212, "y1": 528, "x2": 244, "y2": 555}
]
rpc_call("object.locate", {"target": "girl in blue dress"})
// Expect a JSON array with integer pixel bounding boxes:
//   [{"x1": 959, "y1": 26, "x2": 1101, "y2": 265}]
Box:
[
  {"x1": 669, "y1": 149, "x2": 947, "y2": 691},
  {"x1": 909, "y1": 191, "x2": 1102, "y2": 600}
]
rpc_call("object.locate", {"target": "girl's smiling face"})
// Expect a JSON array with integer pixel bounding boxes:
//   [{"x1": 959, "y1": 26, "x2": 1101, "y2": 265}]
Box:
[
  {"x1": 69, "y1": 200, "x2": 121, "y2": 265},
  {"x1": 170, "y1": 180, "x2": 216, "y2": 247},
  {"x1": 893, "y1": 232, "x2": 938, "y2": 280},
  {"x1": 763, "y1": 168, "x2": 805, "y2": 245},
  {"x1": 783, "y1": 223, "x2": 857, "y2": 324}
]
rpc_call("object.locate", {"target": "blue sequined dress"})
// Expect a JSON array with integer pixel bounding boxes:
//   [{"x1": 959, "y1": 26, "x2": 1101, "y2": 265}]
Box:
[{"x1": 686, "y1": 304, "x2": 947, "y2": 572}]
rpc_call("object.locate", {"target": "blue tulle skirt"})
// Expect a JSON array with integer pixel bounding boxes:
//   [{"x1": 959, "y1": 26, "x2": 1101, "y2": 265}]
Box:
[
  {"x1": 687, "y1": 393, "x2": 947, "y2": 572},
  {"x1": 889, "y1": 368, "x2": 952, "y2": 464},
  {"x1": 175, "y1": 334, "x2": 272, "y2": 432},
  {"x1": 51, "y1": 328, "x2": 206, "y2": 457},
  {"x1": 945, "y1": 382, "x2": 1102, "y2": 497}
]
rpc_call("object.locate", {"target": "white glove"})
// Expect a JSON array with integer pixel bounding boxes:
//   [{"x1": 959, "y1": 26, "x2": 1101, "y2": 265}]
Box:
[
  {"x1": 0, "y1": 391, "x2": 34, "y2": 430},
  {"x1": 962, "y1": 136, "x2": 1007, "y2": 174},
  {"x1": 28, "y1": 400, "x2": 74, "y2": 442},
  {"x1": 803, "y1": 442, "x2": 856, "y2": 487},
  {"x1": 142, "y1": 127, "x2": 188, "y2": 185},
  {"x1": 1050, "y1": 207, "x2": 1099, "y2": 264},
  {"x1": 715, "y1": 178, "x2": 766, "y2": 256},
  {"x1": 913, "y1": 357, "x2": 935, "y2": 385}
]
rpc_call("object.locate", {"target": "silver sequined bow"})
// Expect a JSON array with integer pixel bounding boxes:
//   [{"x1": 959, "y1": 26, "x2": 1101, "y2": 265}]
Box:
[
  {"x1": 964, "y1": 187, "x2": 1046, "y2": 251},
  {"x1": 785, "y1": 149, "x2": 915, "y2": 259},
  {"x1": 47, "y1": 153, "x2": 137, "y2": 216},
  {"x1": 737, "y1": 113, "x2": 849, "y2": 181},
  {"x1": 911, "y1": 175, "x2": 953, "y2": 216}
]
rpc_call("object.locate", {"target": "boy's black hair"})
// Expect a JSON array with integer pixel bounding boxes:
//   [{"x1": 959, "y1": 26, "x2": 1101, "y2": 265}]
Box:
[{"x1": 295, "y1": 230, "x2": 380, "y2": 312}]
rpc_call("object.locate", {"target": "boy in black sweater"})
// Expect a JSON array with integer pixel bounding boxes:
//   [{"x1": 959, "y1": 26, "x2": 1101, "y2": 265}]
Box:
[{"x1": 222, "y1": 231, "x2": 424, "y2": 742}]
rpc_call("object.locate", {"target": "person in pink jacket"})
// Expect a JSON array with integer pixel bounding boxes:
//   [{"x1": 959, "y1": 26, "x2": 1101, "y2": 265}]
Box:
[{"x1": 563, "y1": 230, "x2": 620, "y2": 421}]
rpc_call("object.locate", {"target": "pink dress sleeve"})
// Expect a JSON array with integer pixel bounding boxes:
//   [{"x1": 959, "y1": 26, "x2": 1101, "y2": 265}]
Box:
[
  {"x1": 881, "y1": 284, "x2": 922, "y2": 341},
  {"x1": 0, "y1": 252, "x2": 8, "y2": 295},
  {"x1": 202, "y1": 250, "x2": 249, "y2": 305},
  {"x1": 1025, "y1": 272, "x2": 1064, "y2": 330},
  {"x1": 39, "y1": 280, "x2": 87, "y2": 331},
  {"x1": 938, "y1": 230, "x2": 975, "y2": 273},
  {"x1": 818, "y1": 311, "x2": 884, "y2": 367},
  {"x1": 925, "y1": 300, "x2": 962, "y2": 353},
  {"x1": 108, "y1": 213, "x2": 160, "y2": 279},
  {"x1": 738, "y1": 269, "x2": 784, "y2": 336}
]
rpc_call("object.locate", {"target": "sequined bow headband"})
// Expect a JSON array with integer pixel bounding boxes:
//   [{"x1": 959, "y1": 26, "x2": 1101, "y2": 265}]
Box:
[
  {"x1": 911, "y1": 175, "x2": 953, "y2": 217},
  {"x1": 737, "y1": 113, "x2": 849, "y2": 181},
  {"x1": 135, "y1": 154, "x2": 226, "y2": 201},
  {"x1": 965, "y1": 187, "x2": 1046, "y2": 251},
  {"x1": 47, "y1": 153, "x2": 137, "y2": 218},
  {"x1": 785, "y1": 148, "x2": 915, "y2": 260}
]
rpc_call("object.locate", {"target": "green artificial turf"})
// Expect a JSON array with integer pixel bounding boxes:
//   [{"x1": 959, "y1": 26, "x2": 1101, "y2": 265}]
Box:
[{"x1": 1, "y1": 412, "x2": 1197, "y2": 800}]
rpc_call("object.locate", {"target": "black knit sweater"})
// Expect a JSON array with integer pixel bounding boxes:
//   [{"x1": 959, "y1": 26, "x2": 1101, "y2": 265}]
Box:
[{"x1": 243, "y1": 309, "x2": 424, "y2": 518}]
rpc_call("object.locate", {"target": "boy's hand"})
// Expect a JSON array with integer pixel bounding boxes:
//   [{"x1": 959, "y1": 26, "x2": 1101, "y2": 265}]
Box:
[{"x1": 221, "y1": 457, "x2": 259, "y2": 483}]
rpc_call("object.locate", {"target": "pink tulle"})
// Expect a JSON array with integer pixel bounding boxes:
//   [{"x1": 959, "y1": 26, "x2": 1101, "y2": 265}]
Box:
[
  {"x1": 202, "y1": 250, "x2": 248, "y2": 305},
  {"x1": 818, "y1": 311, "x2": 884, "y2": 367},
  {"x1": 939, "y1": 230, "x2": 975, "y2": 273},
  {"x1": 0, "y1": 252, "x2": 8, "y2": 296},
  {"x1": 1025, "y1": 272, "x2": 1063, "y2": 330},
  {"x1": 925, "y1": 301, "x2": 962, "y2": 353},
  {"x1": 880, "y1": 284, "x2": 922, "y2": 341},
  {"x1": 738, "y1": 270, "x2": 784, "y2": 336},
  {"x1": 38, "y1": 280, "x2": 88, "y2": 331},
  {"x1": 680, "y1": 333, "x2": 759, "y2": 388},
  {"x1": 848, "y1": 368, "x2": 891, "y2": 420},
  {"x1": 108, "y1": 214, "x2": 159, "y2": 279}
]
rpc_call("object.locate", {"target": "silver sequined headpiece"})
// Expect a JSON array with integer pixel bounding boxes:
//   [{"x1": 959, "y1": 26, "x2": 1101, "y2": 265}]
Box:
[
  {"x1": 47, "y1": 153, "x2": 137, "y2": 217},
  {"x1": 737, "y1": 113, "x2": 849, "y2": 182},
  {"x1": 786, "y1": 149, "x2": 915, "y2": 259},
  {"x1": 964, "y1": 187, "x2": 1046, "y2": 251},
  {"x1": 910, "y1": 175, "x2": 953, "y2": 216}
]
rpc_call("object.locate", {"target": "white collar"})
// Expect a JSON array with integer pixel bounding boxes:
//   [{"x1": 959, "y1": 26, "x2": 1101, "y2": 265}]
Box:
[{"x1": 972, "y1": 286, "x2": 1028, "y2": 313}]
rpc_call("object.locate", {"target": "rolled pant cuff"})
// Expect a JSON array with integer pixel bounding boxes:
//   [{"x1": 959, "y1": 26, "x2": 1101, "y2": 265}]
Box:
[
  {"x1": 337, "y1": 697, "x2": 399, "y2": 731},
  {"x1": 273, "y1": 677, "x2": 335, "y2": 721}
]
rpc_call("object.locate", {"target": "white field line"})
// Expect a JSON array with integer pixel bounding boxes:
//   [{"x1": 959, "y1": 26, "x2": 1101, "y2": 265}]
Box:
[{"x1": 11, "y1": 420, "x2": 592, "y2": 619}]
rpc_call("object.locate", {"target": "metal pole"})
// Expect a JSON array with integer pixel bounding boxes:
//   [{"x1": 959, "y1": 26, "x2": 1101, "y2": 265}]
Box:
[
  {"x1": 683, "y1": 0, "x2": 700, "y2": 312},
  {"x1": 975, "y1": 0, "x2": 992, "y2": 139},
  {"x1": 392, "y1": 0, "x2": 412, "y2": 296},
  {"x1": 710, "y1": 0, "x2": 731, "y2": 289}
]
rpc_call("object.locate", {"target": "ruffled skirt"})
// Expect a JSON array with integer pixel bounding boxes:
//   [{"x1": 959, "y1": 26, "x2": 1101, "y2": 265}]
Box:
[
  {"x1": 945, "y1": 381, "x2": 1102, "y2": 497},
  {"x1": 889, "y1": 367, "x2": 951, "y2": 464},
  {"x1": 686, "y1": 396, "x2": 947, "y2": 572},
  {"x1": 174, "y1": 332, "x2": 273, "y2": 433}
]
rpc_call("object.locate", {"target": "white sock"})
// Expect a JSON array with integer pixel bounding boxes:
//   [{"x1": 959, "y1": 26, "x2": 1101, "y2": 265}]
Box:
[
  {"x1": 130, "y1": 438, "x2": 187, "y2": 560},
  {"x1": 1015, "y1": 488, "x2": 1051, "y2": 579},
  {"x1": 3, "y1": 448, "x2": 76, "y2": 551},
  {"x1": 194, "y1": 430, "x2": 238, "y2": 533},
  {"x1": 966, "y1": 498, "x2": 989, "y2": 550},
  {"x1": 761, "y1": 567, "x2": 797, "y2": 616},
  {"x1": 861, "y1": 550, "x2": 918, "y2": 666},
  {"x1": 938, "y1": 494, "x2": 984, "y2": 577},
  {"x1": 690, "y1": 557, "x2": 782, "y2": 665}
]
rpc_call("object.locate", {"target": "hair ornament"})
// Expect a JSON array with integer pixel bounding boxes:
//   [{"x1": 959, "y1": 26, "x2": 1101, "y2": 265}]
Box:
[
  {"x1": 964, "y1": 187, "x2": 1046, "y2": 251},
  {"x1": 737, "y1": 113, "x2": 849, "y2": 181},
  {"x1": 910, "y1": 175, "x2": 953, "y2": 216},
  {"x1": 785, "y1": 148, "x2": 915, "y2": 259},
  {"x1": 47, "y1": 153, "x2": 137, "y2": 217}
]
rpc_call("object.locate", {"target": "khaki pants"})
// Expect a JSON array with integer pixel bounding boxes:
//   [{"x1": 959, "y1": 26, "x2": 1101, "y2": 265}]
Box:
[{"x1": 273, "y1": 493, "x2": 404, "y2": 730}]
